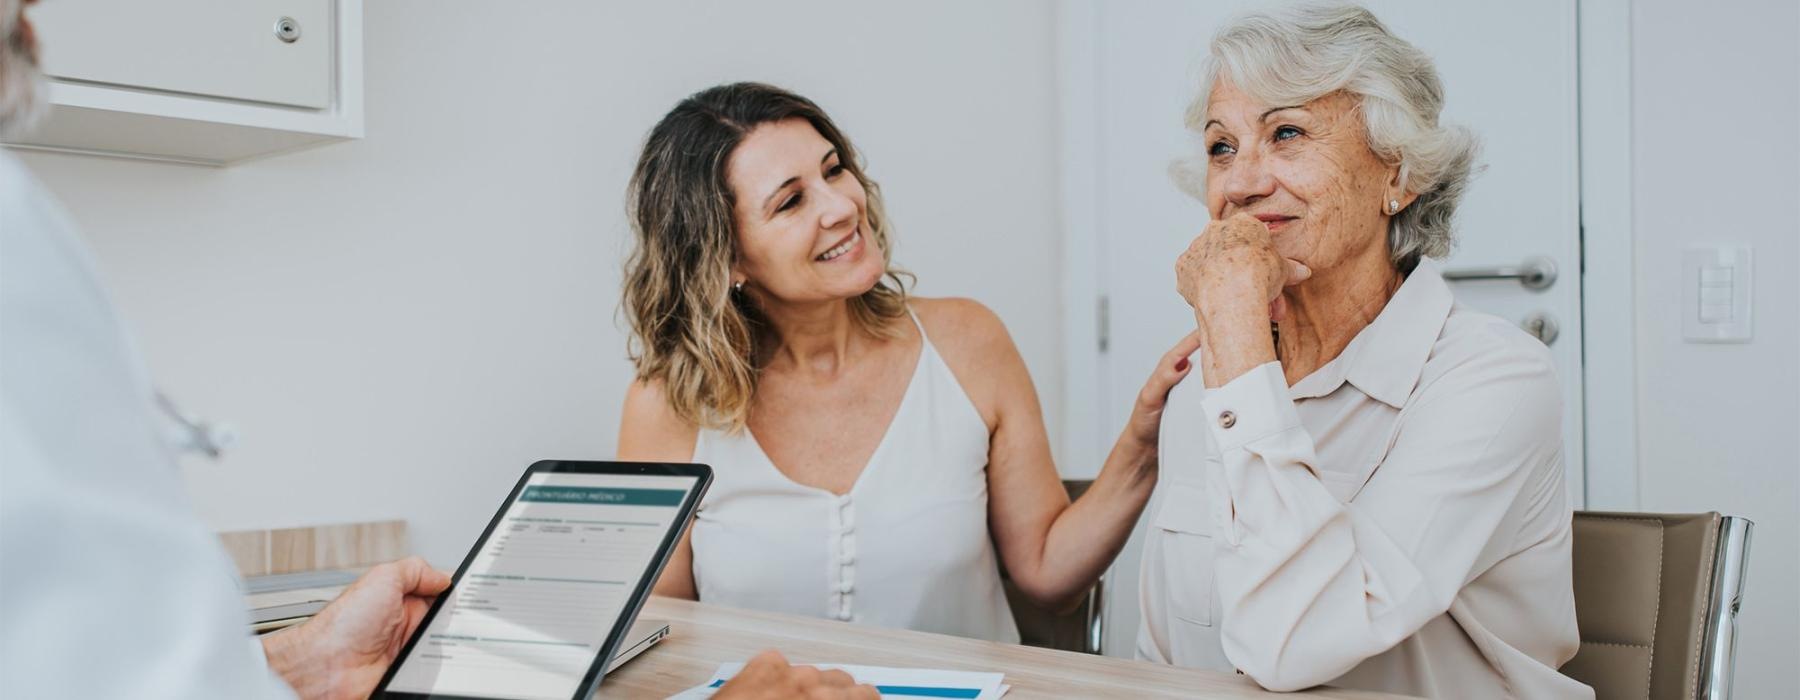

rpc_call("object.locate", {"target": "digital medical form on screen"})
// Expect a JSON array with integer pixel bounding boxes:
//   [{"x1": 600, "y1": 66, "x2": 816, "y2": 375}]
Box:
[{"x1": 384, "y1": 471, "x2": 699, "y2": 700}]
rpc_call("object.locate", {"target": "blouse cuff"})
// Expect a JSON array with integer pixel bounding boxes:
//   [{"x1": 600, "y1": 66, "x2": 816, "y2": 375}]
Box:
[{"x1": 1200, "y1": 361, "x2": 1299, "y2": 453}]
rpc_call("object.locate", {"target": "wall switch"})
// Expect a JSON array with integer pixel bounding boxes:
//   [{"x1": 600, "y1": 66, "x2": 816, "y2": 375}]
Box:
[{"x1": 1682, "y1": 246, "x2": 1753, "y2": 343}]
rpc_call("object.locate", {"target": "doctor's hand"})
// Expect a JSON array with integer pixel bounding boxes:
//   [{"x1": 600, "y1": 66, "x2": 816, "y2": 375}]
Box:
[
  {"x1": 716, "y1": 650, "x2": 880, "y2": 700},
  {"x1": 261, "y1": 556, "x2": 452, "y2": 700}
]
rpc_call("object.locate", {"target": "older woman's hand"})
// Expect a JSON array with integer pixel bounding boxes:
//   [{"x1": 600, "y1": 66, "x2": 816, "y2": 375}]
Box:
[{"x1": 1175, "y1": 213, "x2": 1311, "y2": 388}]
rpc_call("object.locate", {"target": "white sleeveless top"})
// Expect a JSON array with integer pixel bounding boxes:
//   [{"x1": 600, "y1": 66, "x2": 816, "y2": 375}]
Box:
[{"x1": 689, "y1": 313, "x2": 1019, "y2": 643}]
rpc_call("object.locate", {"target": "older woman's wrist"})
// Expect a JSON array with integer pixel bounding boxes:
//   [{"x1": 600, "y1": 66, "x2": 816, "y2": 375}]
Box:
[{"x1": 1195, "y1": 308, "x2": 1276, "y2": 388}]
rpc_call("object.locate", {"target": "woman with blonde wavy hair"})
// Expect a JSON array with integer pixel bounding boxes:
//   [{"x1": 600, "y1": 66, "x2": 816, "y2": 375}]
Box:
[{"x1": 618, "y1": 82, "x2": 1197, "y2": 642}]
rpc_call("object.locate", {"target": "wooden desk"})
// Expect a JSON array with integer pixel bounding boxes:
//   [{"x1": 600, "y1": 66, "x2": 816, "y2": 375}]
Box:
[{"x1": 597, "y1": 597, "x2": 1414, "y2": 699}]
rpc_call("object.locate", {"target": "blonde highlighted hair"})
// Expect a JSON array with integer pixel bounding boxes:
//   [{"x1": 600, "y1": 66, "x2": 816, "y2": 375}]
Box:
[{"x1": 622, "y1": 82, "x2": 911, "y2": 431}]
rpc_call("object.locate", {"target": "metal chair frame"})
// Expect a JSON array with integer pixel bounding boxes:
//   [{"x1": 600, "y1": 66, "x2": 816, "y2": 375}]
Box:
[{"x1": 1699, "y1": 516, "x2": 1753, "y2": 699}]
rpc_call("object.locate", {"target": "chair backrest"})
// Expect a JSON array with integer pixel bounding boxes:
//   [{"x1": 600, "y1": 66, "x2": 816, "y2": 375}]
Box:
[
  {"x1": 1561, "y1": 511, "x2": 1753, "y2": 699},
  {"x1": 1000, "y1": 479, "x2": 1105, "y2": 655}
]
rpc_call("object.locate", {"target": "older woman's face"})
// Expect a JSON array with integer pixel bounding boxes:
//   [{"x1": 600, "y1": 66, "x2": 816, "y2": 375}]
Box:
[
  {"x1": 727, "y1": 118, "x2": 883, "y2": 305},
  {"x1": 1201, "y1": 79, "x2": 1400, "y2": 273}
]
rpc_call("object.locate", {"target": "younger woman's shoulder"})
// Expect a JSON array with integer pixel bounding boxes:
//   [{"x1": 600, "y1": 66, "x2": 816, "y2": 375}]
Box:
[
  {"x1": 909, "y1": 297, "x2": 1025, "y2": 399},
  {"x1": 619, "y1": 377, "x2": 699, "y2": 461},
  {"x1": 910, "y1": 297, "x2": 1013, "y2": 350},
  {"x1": 914, "y1": 295, "x2": 1015, "y2": 340},
  {"x1": 623, "y1": 377, "x2": 676, "y2": 417}
]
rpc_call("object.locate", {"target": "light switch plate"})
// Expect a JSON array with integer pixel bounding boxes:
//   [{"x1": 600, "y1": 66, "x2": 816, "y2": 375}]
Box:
[{"x1": 1682, "y1": 246, "x2": 1753, "y2": 343}]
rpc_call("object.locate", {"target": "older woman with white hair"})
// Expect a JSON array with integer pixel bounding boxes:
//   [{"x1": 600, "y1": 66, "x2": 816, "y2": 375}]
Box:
[{"x1": 1139, "y1": 4, "x2": 1591, "y2": 699}]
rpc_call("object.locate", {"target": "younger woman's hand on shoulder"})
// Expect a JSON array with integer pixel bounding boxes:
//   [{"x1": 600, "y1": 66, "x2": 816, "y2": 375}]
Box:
[{"x1": 1124, "y1": 331, "x2": 1203, "y2": 450}]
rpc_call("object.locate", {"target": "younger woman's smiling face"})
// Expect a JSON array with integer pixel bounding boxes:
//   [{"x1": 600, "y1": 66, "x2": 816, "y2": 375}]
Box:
[
  {"x1": 727, "y1": 118, "x2": 884, "y2": 305},
  {"x1": 1201, "y1": 79, "x2": 1407, "y2": 274}
]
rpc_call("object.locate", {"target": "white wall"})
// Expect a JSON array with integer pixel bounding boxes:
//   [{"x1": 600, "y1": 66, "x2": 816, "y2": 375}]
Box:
[
  {"x1": 1630, "y1": 0, "x2": 1800, "y2": 696},
  {"x1": 14, "y1": 1, "x2": 1062, "y2": 568},
  {"x1": 16, "y1": 0, "x2": 1798, "y2": 692}
]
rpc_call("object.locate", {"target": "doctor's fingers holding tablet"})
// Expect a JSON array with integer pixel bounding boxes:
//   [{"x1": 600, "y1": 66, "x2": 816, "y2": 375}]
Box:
[{"x1": 260, "y1": 557, "x2": 453, "y2": 700}]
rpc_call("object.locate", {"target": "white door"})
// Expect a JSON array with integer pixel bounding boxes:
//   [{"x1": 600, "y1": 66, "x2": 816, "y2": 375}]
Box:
[{"x1": 1058, "y1": 0, "x2": 1584, "y2": 658}]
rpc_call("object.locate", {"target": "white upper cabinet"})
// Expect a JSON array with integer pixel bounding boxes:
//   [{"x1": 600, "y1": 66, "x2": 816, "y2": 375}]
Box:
[
  {"x1": 36, "y1": 0, "x2": 334, "y2": 109},
  {"x1": 3, "y1": 0, "x2": 363, "y2": 166}
]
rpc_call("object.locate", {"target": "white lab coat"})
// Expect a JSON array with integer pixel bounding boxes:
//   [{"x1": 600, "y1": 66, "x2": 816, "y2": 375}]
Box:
[{"x1": 0, "y1": 152, "x2": 295, "y2": 698}]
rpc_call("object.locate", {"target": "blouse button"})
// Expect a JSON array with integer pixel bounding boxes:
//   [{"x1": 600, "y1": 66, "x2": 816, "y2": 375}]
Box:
[{"x1": 1218, "y1": 410, "x2": 1237, "y2": 429}]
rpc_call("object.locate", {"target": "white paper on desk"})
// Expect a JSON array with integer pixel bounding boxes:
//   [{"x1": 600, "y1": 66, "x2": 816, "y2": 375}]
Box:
[{"x1": 666, "y1": 662, "x2": 1007, "y2": 699}]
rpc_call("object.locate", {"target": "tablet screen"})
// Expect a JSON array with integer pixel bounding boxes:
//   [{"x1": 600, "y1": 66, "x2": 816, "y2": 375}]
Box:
[{"x1": 384, "y1": 471, "x2": 700, "y2": 700}]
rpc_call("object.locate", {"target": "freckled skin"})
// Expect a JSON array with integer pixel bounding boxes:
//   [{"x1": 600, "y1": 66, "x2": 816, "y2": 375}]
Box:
[{"x1": 1174, "y1": 80, "x2": 1416, "y2": 388}]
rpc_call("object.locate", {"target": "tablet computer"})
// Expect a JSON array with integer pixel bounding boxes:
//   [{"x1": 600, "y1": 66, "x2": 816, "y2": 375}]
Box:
[{"x1": 372, "y1": 460, "x2": 711, "y2": 700}]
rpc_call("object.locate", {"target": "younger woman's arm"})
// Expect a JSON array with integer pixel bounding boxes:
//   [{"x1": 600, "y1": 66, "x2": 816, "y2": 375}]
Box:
[{"x1": 618, "y1": 379, "x2": 701, "y2": 599}]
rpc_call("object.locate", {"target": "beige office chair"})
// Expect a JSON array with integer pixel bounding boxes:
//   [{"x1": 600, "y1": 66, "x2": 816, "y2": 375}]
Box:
[
  {"x1": 999, "y1": 479, "x2": 1106, "y2": 655},
  {"x1": 1560, "y1": 511, "x2": 1753, "y2": 700}
]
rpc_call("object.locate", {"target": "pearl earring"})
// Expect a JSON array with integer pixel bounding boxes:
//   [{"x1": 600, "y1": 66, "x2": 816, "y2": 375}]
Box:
[
  {"x1": 732, "y1": 280, "x2": 745, "y2": 293},
  {"x1": 1387, "y1": 199, "x2": 1400, "y2": 214}
]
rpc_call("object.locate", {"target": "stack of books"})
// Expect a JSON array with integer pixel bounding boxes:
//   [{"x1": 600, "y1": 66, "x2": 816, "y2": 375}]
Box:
[{"x1": 242, "y1": 569, "x2": 360, "y2": 634}]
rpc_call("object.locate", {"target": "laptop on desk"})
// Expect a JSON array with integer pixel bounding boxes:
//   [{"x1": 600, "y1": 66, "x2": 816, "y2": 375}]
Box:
[{"x1": 606, "y1": 619, "x2": 671, "y2": 673}]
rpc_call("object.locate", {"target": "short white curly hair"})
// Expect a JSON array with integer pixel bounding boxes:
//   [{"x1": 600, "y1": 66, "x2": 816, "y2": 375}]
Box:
[{"x1": 1178, "y1": 2, "x2": 1481, "y2": 271}]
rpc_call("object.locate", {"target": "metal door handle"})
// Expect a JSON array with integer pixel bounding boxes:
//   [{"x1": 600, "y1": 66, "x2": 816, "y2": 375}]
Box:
[{"x1": 1443, "y1": 256, "x2": 1557, "y2": 290}]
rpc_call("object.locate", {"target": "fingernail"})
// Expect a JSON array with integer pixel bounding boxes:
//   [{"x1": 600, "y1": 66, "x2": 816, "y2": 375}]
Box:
[{"x1": 1175, "y1": 358, "x2": 1190, "y2": 372}]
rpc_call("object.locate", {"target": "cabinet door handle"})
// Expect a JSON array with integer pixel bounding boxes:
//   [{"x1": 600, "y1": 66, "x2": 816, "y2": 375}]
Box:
[{"x1": 274, "y1": 16, "x2": 301, "y2": 43}]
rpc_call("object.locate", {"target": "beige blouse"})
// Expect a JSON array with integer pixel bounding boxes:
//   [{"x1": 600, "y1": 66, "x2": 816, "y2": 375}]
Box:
[{"x1": 1137, "y1": 259, "x2": 1592, "y2": 699}]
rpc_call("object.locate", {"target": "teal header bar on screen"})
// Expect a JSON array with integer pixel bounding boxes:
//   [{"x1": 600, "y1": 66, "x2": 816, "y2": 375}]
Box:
[{"x1": 519, "y1": 485, "x2": 685, "y2": 506}]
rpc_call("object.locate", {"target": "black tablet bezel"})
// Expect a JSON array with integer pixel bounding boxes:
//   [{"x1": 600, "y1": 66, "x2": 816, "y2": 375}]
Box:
[{"x1": 371, "y1": 460, "x2": 712, "y2": 700}]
